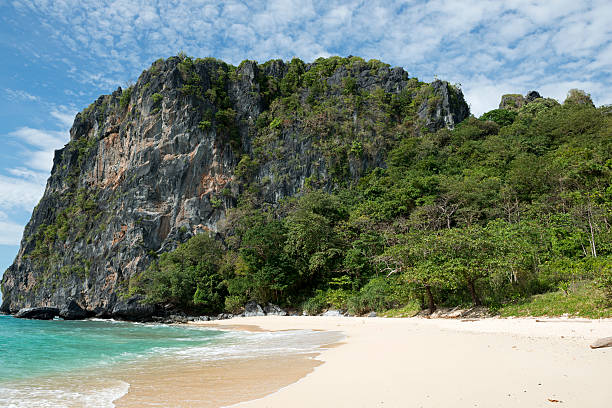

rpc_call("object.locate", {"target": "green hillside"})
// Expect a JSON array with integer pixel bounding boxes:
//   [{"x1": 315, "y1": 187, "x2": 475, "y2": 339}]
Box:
[{"x1": 134, "y1": 79, "x2": 612, "y2": 318}]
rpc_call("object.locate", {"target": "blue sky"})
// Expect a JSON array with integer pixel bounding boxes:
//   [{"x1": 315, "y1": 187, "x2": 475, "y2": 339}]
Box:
[{"x1": 1, "y1": 0, "x2": 611, "y2": 286}]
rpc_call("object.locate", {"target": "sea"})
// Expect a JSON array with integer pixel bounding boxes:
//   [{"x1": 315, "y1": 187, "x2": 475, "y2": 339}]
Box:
[{"x1": 0, "y1": 314, "x2": 342, "y2": 407}]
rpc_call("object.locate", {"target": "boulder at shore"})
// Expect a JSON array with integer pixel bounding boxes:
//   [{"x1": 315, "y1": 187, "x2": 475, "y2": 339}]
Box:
[
  {"x1": 15, "y1": 307, "x2": 59, "y2": 320},
  {"x1": 111, "y1": 296, "x2": 156, "y2": 321},
  {"x1": 264, "y1": 303, "x2": 288, "y2": 316},
  {"x1": 244, "y1": 301, "x2": 266, "y2": 317}
]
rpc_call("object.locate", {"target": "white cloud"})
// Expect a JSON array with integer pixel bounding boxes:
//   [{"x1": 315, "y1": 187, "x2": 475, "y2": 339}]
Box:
[
  {"x1": 539, "y1": 81, "x2": 599, "y2": 104},
  {"x1": 9, "y1": 126, "x2": 69, "y2": 172},
  {"x1": 0, "y1": 222, "x2": 24, "y2": 246},
  {"x1": 6, "y1": 168, "x2": 48, "y2": 184},
  {"x1": 4, "y1": 88, "x2": 40, "y2": 102},
  {"x1": 0, "y1": 211, "x2": 26, "y2": 246},
  {"x1": 1, "y1": 106, "x2": 73, "y2": 218},
  {"x1": 7, "y1": 1, "x2": 612, "y2": 115},
  {"x1": 50, "y1": 109, "x2": 76, "y2": 128},
  {"x1": 9, "y1": 127, "x2": 66, "y2": 151},
  {"x1": 0, "y1": 174, "x2": 45, "y2": 211}
]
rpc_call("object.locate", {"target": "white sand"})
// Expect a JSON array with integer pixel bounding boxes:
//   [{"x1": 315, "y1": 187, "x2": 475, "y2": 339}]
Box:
[{"x1": 191, "y1": 316, "x2": 612, "y2": 408}]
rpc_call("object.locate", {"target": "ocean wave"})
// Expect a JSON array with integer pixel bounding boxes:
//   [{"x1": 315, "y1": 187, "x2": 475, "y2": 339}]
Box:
[
  {"x1": 170, "y1": 329, "x2": 344, "y2": 361},
  {"x1": 0, "y1": 319, "x2": 343, "y2": 407},
  {"x1": 0, "y1": 380, "x2": 129, "y2": 408}
]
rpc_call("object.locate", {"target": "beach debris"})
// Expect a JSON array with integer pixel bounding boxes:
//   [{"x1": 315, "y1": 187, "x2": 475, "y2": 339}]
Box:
[
  {"x1": 367, "y1": 312, "x2": 377, "y2": 317},
  {"x1": 590, "y1": 337, "x2": 612, "y2": 349},
  {"x1": 423, "y1": 306, "x2": 491, "y2": 319},
  {"x1": 547, "y1": 398, "x2": 562, "y2": 403}
]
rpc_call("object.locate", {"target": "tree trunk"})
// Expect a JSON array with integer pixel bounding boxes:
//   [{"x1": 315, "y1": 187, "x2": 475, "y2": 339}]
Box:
[
  {"x1": 587, "y1": 201, "x2": 597, "y2": 257},
  {"x1": 590, "y1": 337, "x2": 612, "y2": 349},
  {"x1": 467, "y1": 279, "x2": 481, "y2": 306},
  {"x1": 425, "y1": 285, "x2": 436, "y2": 313}
]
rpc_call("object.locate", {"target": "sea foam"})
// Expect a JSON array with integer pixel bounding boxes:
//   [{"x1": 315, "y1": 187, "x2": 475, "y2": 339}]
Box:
[{"x1": 0, "y1": 380, "x2": 130, "y2": 408}]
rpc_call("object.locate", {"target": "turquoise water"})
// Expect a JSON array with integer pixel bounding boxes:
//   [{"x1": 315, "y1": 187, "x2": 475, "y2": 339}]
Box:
[
  {"x1": 0, "y1": 314, "x2": 224, "y2": 381},
  {"x1": 0, "y1": 314, "x2": 343, "y2": 407}
]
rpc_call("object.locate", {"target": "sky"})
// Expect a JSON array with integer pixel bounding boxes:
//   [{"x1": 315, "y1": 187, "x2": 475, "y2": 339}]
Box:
[{"x1": 0, "y1": 0, "x2": 611, "y2": 287}]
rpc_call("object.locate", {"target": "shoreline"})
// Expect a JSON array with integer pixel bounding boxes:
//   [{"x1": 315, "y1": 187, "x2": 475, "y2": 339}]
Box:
[
  {"x1": 190, "y1": 316, "x2": 612, "y2": 408},
  {"x1": 112, "y1": 352, "x2": 324, "y2": 408},
  {"x1": 3, "y1": 314, "x2": 611, "y2": 406},
  {"x1": 0, "y1": 315, "x2": 341, "y2": 408},
  {"x1": 109, "y1": 324, "x2": 343, "y2": 407}
]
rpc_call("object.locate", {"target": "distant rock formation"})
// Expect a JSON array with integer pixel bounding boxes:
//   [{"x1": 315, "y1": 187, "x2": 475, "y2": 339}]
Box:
[
  {"x1": 564, "y1": 89, "x2": 595, "y2": 107},
  {"x1": 499, "y1": 90, "x2": 544, "y2": 110}
]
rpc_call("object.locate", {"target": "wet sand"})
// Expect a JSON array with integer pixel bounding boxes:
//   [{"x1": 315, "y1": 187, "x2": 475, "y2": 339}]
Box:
[{"x1": 113, "y1": 353, "x2": 322, "y2": 408}]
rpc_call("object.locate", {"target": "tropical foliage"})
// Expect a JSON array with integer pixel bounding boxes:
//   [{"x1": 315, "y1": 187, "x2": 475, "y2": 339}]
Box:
[{"x1": 136, "y1": 83, "x2": 612, "y2": 316}]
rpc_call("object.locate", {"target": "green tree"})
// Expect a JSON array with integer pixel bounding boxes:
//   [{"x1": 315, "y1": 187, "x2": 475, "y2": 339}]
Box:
[
  {"x1": 140, "y1": 233, "x2": 225, "y2": 312},
  {"x1": 232, "y1": 219, "x2": 296, "y2": 304},
  {"x1": 380, "y1": 231, "x2": 453, "y2": 312},
  {"x1": 480, "y1": 109, "x2": 517, "y2": 127}
]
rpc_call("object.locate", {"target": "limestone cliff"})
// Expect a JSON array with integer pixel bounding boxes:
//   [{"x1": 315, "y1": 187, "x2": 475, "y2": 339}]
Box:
[{"x1": 1, "y1": 56, "x2": 469, "y2": 318}]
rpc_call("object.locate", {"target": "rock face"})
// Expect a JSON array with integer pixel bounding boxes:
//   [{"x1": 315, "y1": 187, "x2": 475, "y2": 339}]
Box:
[
  {"x1": 15, "y1": 307, "x2": 59, "y2": 320},
  {"x1": 499, "y1": 90, "x2": 550, "y2": 111},
  {"x1": 418, "y1": 80, "x2": 469, "y2": 131},
  {"x1": 111, "y1": 295, "x2": 156, "y2": 320},
  {"x1": 0, "y1": 56, "x2": 469, "y2": 319},
  {"x1": 59, "y1": 298, "x2": 89, "y2": 320}
]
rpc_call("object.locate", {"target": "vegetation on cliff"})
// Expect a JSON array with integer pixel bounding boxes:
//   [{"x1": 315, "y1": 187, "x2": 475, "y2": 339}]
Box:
[
  {"x1": 2, "y1": 54, "x2": 610, "y2": 319},
  {"x1": 2, "y1": 54, "x2": 471, "y2": 317},
  {"x1": 135, "y1": 86, "x2": 612, "y2": 317}
]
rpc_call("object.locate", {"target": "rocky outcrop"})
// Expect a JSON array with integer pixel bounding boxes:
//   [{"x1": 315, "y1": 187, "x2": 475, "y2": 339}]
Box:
[
  {"x1": 59, "y1": 298, "x2": 89, "y2": 320},
  {"x1": 525, "y1": 90, "x2": 542, "y2": 103},
  {"x1": 1, "y1": 56, "x2": 469, "y2": 319},
  {"x1": 499, "y1": 93, "x2": 526, "y2": 110},
  {"x1": 564, "y1": 89, "x2": 595, "y2": 107},
  {"x1": 244, "y1": 301, "x2": 265, "y2": 317},
  {"x1": 111, "y1": 295, "x2": 157, "y2": 320},
  {"x1": 499, "y1": 90, "x2": 550, "y2": 111},
  {"x1": 264, "y1": 303, "x2": 287, "y2": 316},
  {"x1": 417, "y1": 80, "x2": 469, "y2": 131},
  {"x1": 15, "y1": 307, "x2": 59, "y2": 320},
  {"x1": 321, "y1": 310, "x2": 343, "y2": 317}
]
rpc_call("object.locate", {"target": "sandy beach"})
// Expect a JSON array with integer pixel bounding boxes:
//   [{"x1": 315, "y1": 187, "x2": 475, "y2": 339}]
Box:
[{"x1": 189, "y1": 316, "x2": 612, "y2": 408}]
